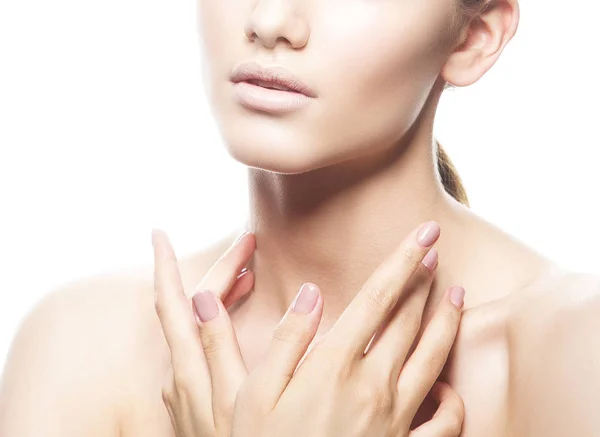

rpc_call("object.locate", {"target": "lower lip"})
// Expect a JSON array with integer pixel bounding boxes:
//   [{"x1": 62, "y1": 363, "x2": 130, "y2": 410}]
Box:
[{"x1": 232, "y1": 81, "x2": 314, "y2": 114}]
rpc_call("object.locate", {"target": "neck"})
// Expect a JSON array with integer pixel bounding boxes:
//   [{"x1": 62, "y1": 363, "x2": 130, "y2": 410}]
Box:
[{"x1": 243, "y1": 121, "x2": 474, "y2": 330}]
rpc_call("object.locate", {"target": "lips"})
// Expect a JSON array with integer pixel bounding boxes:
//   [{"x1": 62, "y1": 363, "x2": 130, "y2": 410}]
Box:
[
  {"x1": 245, "y1": 79, "x2": 298, "y2": 92},
  {"x1": 230, "y1": 62, "x2": 317, "y2": 98}
]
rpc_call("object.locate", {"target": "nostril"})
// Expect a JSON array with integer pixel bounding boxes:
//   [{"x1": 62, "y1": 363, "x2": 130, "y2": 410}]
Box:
[{"x1": 243, "y1": 23, "x2": 257, "y2": 41}]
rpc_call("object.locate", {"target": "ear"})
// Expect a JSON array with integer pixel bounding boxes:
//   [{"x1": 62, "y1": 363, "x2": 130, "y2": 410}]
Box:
[{"x1": 441, "y1": 0, "x2": 520, "y2": 87}]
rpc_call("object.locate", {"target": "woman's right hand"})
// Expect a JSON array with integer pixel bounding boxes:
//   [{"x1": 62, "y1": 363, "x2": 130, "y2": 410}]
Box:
[{"x1": 197, "y1": 220, "x2": 465, "y2": 437}]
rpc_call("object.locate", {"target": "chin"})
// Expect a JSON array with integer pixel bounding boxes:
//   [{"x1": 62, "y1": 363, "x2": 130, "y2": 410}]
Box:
[
  {"x1": 212, "y1": 106, "x2": 330, "y2": 174},
  {"x1": 222, "y1": 129, "x2": 325, "y2": 174}
]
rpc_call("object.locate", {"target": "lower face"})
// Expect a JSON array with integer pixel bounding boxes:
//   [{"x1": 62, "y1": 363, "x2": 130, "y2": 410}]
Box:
[{"x1": 197, "y1": 0, "x2": 459, "y2": 174}]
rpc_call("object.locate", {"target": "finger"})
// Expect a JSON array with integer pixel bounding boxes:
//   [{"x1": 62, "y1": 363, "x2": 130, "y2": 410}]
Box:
[
  {"x1": 195, "y1": 231, "x2": 256, "y2": 301},
  {"x1": 222, "y1": 268, "x2": 255, "y2": 309},
  {"x1": 153, "y1": 229, "x2": 216, "y2": 427},
  {"x1": 327, "y1": 221, "x2": 441, "y2": 359},
  {"x1": 362, "y1": 252, "x2": 436, "y2": 377},
  {"x1": 193, "y1": 289, "x2": 248, "y2": 420},
  {"x1": 189, "y1": 231, "x2": 255, "y2": 384},
  {"x1": 397, "y1": 286, "x2": 464, "y2": 417},
  {"x1": 152, "y1": 229, "x2": 205, "y2": 368},
  {"x1": 153, "y1": 228, "x2": 254, "y2": 427},
  {"x1": 409, "y1": 381, "x2": 464, "y2": 437},
  {"x1": 254, "y1": 283, "x2": 323, "y2": 408}
]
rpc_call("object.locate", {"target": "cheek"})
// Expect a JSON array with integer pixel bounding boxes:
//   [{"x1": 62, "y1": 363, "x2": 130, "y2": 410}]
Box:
[
  {"x1": 196, "y1": 0, "x2": 454, "y2": 172},
  {"x1": 313, "y1": 3, "x2": 451, "y2": 140},
  {"x1": 197, "y1": 0, "x2": 249, "y2": 112},
  {"x1": 197, "y1": 0, "x2": 247, "y2": 70}
]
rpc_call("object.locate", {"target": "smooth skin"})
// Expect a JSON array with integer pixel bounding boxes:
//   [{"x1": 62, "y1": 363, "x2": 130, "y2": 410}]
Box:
[
  {"x1": 153, "y1": 223, "x2": 465, "y2": 437},
  {"x1": 0, "y1": 226, "x2": 599, "y2": 437},
  {"x1": 2, "y1": 0, "x2": 600, "y2": 435}
]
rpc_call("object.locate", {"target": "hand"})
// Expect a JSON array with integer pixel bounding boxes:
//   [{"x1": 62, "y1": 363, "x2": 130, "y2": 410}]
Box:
[
  {"x1": 152, "y1": 229, "x2": 257, "y2": 437},
  {"x1": 152, "y1": 221, "x2": 465, "y2": 437},
  {"x1": 229, "y1": 221, "x2": 465, "y2": 437}
]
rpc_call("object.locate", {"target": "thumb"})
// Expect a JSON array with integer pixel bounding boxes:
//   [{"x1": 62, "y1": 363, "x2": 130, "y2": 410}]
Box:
[
  {"x1": 192, "y1": 289, "x2": 248, "y2": 416},
  {"x1": 409, "y1": 381, "x2": 464, "y2": 437},
  {"x1": 257, "y1": 282, "x2": 323, "y2": 406}
]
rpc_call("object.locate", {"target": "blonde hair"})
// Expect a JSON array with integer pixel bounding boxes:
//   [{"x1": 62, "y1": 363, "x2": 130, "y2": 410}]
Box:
[{"x1": 436, "y1": 142, "x2": 469, "y2": 206}]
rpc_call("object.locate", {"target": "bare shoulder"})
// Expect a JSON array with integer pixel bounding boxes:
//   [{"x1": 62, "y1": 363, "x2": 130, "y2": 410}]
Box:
[
  {"x1": 508, "y1": 268, "x2": 600, "y2": 334},
  {"x1": 0, "y1": 231, "x2": 238, "y2": 437},
  {"x1": 507, "y1": 268, "x2": 600, "y2": 436},
  {"x1": 0, "y1": 271, "x2": 152, "y2": 436}
]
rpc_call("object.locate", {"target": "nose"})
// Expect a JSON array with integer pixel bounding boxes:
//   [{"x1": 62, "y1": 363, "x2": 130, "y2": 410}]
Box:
[{"x1": 244, "y1": 0, "x2": 310, "y2": 50}]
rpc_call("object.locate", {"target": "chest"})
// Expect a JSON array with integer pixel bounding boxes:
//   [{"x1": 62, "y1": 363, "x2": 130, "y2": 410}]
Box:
[{"x1": 125, "y1": 311, "x2": 513, "y2": 437}]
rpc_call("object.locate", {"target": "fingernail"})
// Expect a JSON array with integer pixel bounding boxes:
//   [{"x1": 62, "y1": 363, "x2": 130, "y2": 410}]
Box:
[
  {"x1": 192, "y1": 290, "x2": 220, "y2": 322},
  {"x1": 292, "y1": 283, "x2": 319, "y2": 314},
  {"x1": 417, "y1": 221, "x2": 441, "y2": 247},
  {"x1": 235, "y1": 231, "x2": 249, "y2": 244},
  {"x1": 422, "y1": 248, "x2": 438, "y2": 271},
  {"x1": 449, "y1": 286, "x2": 465, "y2": 309}
]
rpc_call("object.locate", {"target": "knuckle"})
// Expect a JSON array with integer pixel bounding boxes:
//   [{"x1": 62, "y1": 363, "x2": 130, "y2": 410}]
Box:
[
  {"x1": 160, "y1": 367, "x2": 176, "y2": 403},
  {"x1": 331, "y1": 358, "x2": 355, "y2": 381},
  {"x1": 172, "y1": 371, "x2": 191, "y2": 399},
  {"x1": 200, "y1": 329, "x2": 227, "y2": 357},
  {"x1": 337, "y1": 367, "x2": 355, "y2": 385},
  {"x1": 397, "y1": 311, "x2": 422, "y2": 338},
  {"x1": 171, "y1": 361, "x2": 199, "y2": 398},
  {"x1": 430, "y1": 314, "x2": 459, "y2": 350},
  {"x1": 424, "y1": 350, "x2": 447, "y2": 376},
  {"x1": 402, "y1": 244, "x2": 420, "y2": 266},
  {"x1": 441, "y1": 309, "x2": 460, "y2": 331},
  {"x1": 366, "y1": 285, "x2": 396, "y2": 312},
  {"x1": 272, "y1": 319, "x2": 309, "y2": 344},
  {"x1": 361, "y1": 385, "x2": 394, "y2": 415}
]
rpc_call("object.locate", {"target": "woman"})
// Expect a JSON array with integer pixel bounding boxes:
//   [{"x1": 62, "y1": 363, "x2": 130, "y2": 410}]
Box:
[{"x1": 1, "y1": 0, "x2": 599, "y2": 435}]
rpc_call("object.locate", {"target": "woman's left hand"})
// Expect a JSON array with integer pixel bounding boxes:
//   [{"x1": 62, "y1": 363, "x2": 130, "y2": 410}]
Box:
[{"x1": 152, "y1": 228, "x2": 257, "y2": 437}]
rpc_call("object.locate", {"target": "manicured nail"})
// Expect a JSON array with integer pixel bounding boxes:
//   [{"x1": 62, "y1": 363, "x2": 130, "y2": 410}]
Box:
[
  {"x1": 449, "y1": 286, "x2": 465, "y2": 309},
  {"x1": 192, "y1": 290, "x2": 219, "y2": 322},
  {"x1": 417, "y1": 221, "x2": 441, "y2": 247},
  {"x1": 422, "y1": 248, "x2": 438, "y2": 271},
  {"x1": 292, "y1": 283, "x2": 319, "y2": 314}
]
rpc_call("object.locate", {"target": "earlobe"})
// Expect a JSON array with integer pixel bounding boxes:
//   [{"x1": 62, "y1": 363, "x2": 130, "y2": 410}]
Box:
[{"x1": 441, "y1": 0, "x2": 520, "y2": 88}]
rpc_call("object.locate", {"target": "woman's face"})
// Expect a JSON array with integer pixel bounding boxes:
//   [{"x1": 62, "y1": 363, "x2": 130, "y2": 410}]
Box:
[{"x1": 197, "y1": 0, "x2": 461, "y2": 174}]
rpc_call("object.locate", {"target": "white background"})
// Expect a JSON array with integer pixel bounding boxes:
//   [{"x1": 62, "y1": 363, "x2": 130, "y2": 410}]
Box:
[{"x1": 1, "y1": 0, "x2": 599, "y2": 371}]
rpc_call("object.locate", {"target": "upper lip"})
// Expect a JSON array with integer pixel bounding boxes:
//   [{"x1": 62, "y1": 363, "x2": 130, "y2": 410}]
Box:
[{"x1": 230, "y1": 61, "x2": 317, "y2": 98}]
